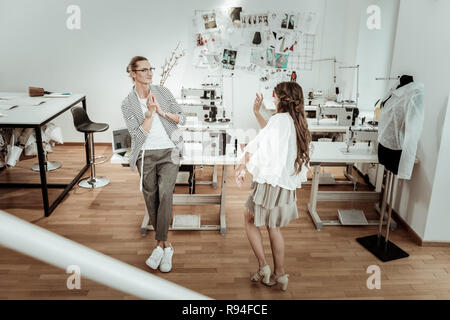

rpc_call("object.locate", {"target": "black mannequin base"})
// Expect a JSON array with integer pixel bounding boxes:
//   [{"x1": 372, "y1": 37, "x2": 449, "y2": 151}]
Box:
[{"x1": 356, "y1": 234, "x2": 409, "y2": 262}]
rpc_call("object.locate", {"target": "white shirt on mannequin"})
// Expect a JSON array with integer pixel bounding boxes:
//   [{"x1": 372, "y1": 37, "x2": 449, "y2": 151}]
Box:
[{"x1": 378, "y1": 82, "x2": 424, "y2": 180}]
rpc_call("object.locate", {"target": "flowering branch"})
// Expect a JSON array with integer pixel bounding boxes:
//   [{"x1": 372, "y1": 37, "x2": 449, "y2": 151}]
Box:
[{"x1": 160, "y1": 43, "x2": 186, "y2": 86}]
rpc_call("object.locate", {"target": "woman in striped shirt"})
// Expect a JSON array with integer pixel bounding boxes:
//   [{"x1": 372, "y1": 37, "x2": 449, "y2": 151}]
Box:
[{"x1": 121, "y1": 56, "x2": 185, "y2": 273}]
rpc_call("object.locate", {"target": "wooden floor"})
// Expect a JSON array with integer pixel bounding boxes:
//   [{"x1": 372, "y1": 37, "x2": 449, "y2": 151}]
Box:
[{"x1": 1, "y1": 145, "x2": 450, "y2": 300}]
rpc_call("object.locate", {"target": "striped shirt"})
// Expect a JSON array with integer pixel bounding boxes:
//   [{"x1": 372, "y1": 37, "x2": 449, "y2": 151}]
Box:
[{"x1": 120, "y1": 84, "x2": 186, "y2": 171}]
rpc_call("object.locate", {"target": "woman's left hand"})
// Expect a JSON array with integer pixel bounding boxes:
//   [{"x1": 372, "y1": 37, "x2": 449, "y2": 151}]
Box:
[
  {"x1": 235, "y1": 166, "x2": 246, "y2": 189},
  {"x1": 149, "y1": 91, "x2": 164, "y2": 115}
]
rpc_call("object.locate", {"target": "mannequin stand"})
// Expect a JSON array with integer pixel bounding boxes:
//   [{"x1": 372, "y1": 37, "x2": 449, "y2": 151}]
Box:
[{"x1": 356, "y1": 168, "x2": 409, "y2": 262}]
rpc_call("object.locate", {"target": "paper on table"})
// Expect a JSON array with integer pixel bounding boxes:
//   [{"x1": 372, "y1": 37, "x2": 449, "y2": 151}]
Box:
[
  {"x1": 0, "y1": 103, "x2": 19, "y2": 110},
  {"x1": 44, "y1": 93, "x2": 71, "y2": 98},
  {"x1": 0, "y1": 97, "x2": 46, "y2": 107}
]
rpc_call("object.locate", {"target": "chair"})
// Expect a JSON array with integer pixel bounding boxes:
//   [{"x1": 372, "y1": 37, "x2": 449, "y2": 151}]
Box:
[{"x1": 70, "y1": 106, "x2": 109, "y2": 188}]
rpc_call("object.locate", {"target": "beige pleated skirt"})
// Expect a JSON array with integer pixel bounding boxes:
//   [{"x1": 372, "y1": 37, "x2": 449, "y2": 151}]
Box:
[{"x1": 245, "y1": 181, "x2": 298, "y2": 228}]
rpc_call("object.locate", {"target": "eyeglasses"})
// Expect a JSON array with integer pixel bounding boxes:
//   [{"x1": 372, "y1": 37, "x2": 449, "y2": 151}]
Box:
[{"x1": 133, "y1": 68, "x2": 155, "y2": 73}]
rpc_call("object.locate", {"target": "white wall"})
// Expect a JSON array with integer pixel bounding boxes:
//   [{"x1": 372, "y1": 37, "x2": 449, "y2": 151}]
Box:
[
  {"x1": 389, "y1": 0, "x2": 450, "y2": 241},
  {"x1": 426, "y1": 95, "x2": 450, "y2": 242},
  {"x1": 354, "y1": 0, "x2": 399, "y2": 110},
  {"x1": 0, "y1": 0, "x2": 370, "y2": 142}
]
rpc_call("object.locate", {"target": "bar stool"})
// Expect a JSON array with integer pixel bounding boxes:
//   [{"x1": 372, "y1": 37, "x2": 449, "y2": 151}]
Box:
[{"x1": 71, "y1": 106, "x2": 110, "y2": 189}]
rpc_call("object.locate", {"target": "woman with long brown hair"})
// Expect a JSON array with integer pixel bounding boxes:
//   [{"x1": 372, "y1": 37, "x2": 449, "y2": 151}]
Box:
[{"x1": 235, "y1": 81, "x2": 311, "y2": 291}]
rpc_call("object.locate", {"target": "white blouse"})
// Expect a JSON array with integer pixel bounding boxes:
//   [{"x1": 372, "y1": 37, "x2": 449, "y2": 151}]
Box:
[
  {"x1": 138, "y1": 97, "x2": 175, "y2": 150},
  {"x1": 242, "y1": 112, "x2": 308, "y2": 190}
]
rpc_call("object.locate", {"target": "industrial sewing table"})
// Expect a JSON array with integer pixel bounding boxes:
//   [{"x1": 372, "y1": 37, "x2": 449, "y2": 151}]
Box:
[
  {"x1": 307, "y1": 118, "x2": 349, "y2": 134},
  {"x1": 306, "y1": 118, "x2": 373, "y2": 188},
  {"x1": 178, "y1": 120, "x2": 232, "y2": 190},
  {"x1": 308, "y1": 141, "x2": 388, "y2": 230},
  {"x1": 0, "y1": 92, "x2": 89, "y2": 217},
  {"x1": 140, "y1": 155, "x2": 240, "y2": 236},
  {"x1": 140, "y1": 142, "x2": 387, "y2": 235},
  {"x1": 115, "y1": 137, "x2": 390, "y2": 235}
]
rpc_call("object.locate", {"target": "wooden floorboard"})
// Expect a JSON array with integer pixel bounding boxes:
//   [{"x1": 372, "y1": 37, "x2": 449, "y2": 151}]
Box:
[{"x1": 0, "y1": 145, "x2": 449, "y2": 300}]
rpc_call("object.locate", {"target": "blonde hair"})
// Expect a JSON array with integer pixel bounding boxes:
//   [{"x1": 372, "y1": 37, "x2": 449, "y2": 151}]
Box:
[{"x1": 126, "y1": 56, "x2": 148, "y2": 82}]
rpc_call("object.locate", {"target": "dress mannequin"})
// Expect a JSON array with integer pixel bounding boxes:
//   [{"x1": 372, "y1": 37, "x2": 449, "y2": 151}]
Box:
[
  {"x1": 377, "y1": 75, "x2": 414, "y2": 174},
  {"x1": 357, "y1": 74, "x2": 423, "y2": 262}
]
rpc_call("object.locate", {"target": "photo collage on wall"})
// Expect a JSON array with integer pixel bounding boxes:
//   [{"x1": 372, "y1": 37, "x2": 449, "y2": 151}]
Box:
[{"x1": 192, "y1": 7, "x2": 319, "y2": 80}]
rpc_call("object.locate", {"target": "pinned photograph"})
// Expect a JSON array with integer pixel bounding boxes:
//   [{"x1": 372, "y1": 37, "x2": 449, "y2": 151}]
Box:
[
  {"x1": 275, "y1": 53, "x2": 289, "y2": 69},
  {"x1": 196, "y1": 33, "x2": 204, "y2": 46},
  {"x1": 241, "y1": 15, "x2": 247, "y2": 27},
  {"x1": 276, "y1": 31, "x2": 298, "y2": 53},
  {"x1": 288, "y1": 40, "x2": 298, "y2": 52},
  {"x1": 222, "y1": 49, "x2": 237, "y2": 70},
  {"x1": 281, "y1": 13, "x2": 289, "y2": 28},
  {"x1": 203, "y1": 12, "x2": 217, "y2": 29},
  {"x1": 230, "y1": 7, "x2": 242, "y2": 27},
  {"x1": 288, "y1": 14, "x2": 295, "y2": 29},
  {"x1": 252, "y1": 31, "x2": 262, "y2": 45},
  {"x1": 266, "y1": 48, "x2": 275, "y2": 66},
  {"x1": 276, "y1": 34, "x2": 287, "y2": 52}
]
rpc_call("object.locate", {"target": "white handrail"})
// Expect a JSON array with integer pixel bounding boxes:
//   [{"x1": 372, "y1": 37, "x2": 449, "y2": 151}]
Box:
[{"x1": 0, "y1": 210, "x2": 210, "y2": 300}]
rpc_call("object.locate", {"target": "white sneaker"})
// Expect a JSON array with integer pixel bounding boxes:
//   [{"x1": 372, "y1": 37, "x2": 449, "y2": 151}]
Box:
[
  {"x1": 145, "y1": 246, "x2": 164, "y2": 270},
  {"x1": 159, "y1": 245, "x2": 174, "y2": 273}
]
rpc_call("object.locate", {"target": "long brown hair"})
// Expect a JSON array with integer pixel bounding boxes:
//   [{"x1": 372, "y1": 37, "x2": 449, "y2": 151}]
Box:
[{"x1": 274, "y1": 81, "x2": 311, "y2": 174}]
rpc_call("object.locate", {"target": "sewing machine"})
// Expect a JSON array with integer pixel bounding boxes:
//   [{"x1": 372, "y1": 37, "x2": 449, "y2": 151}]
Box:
[
  {"x1": 305, "y1": 90, "x2": 325, "y2": 118},
  {"x1": 182, "y1": 130, "x2": 236, "y2": 162},
  {"x1": 316, "y1": 103, "x2": 359, "y2": 126},
  {"x1": 344, "y1": 125, "x2": 378, "y2": 153},
  {"x1": 180, "y1": 84, "x2": 230, "y2": 123}
]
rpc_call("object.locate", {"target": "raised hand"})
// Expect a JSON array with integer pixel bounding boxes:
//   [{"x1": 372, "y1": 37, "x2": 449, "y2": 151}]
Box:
[
  {"x1": 253, "y1": 93, "x2": 264, "y2": 114},
  {"x1": 146, "y1": 92, "x2": 158, "y2": 113}
]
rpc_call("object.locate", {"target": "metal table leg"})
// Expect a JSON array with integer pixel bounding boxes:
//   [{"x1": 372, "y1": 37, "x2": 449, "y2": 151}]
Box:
[
  {"x1": 219, "y1": 165, "x2": 227, "y2": 235},
  {"x1": 377, "y1": 169, "x2": 391, "y2": 244},
  {"x1": 307, "y1": 165, "x2": 323, "y2": 230},
  {"x1": 35, "y1": 126, "x2": 50, "y2": 216},
  {"x1": 212, "y1": 165, "x2": 218, "y2": 189},
  {"x1": 307, "y1": 163, "x2": 383, "y2": 230}
]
